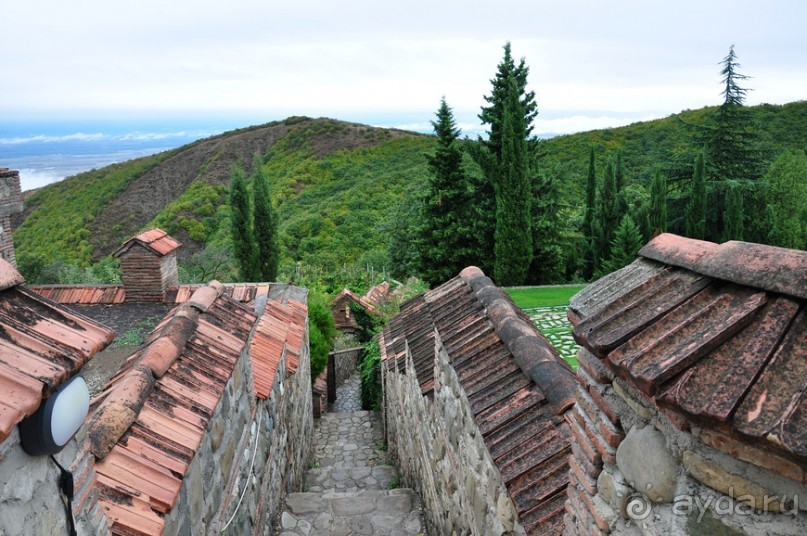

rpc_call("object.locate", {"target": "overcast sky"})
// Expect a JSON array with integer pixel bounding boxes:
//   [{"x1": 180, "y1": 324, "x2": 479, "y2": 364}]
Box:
[{"x1": 2, "y1": 0, "x2": 805, "y2": 137}]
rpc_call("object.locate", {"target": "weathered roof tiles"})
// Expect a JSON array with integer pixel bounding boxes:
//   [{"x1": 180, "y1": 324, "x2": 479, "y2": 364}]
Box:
[
  {"x1": 380, "y1": 266, "x2": 577, "y2": 534},
  {"x1": 113, "y1": 228, "x2": 181, "y2": 258},
  {"x1": 87, "y1": 281, "x2": 258, "y2": 535},
  {"x1": 0, "y1": 259, "x2": 114, "y2": 444},
  {"x1": 570, "y1": 233, "x2": 807, "y2": 463}
]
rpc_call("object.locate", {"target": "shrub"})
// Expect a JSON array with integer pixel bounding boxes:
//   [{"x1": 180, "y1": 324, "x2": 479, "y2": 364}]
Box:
[{"x1": 359, "y1": 335, "x2": 382, "y2": 410}]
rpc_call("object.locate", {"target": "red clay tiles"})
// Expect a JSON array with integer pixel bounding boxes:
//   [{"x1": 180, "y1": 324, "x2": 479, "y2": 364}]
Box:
[
  {"x1": 380, "y1": 266, "x2": 576, "y2": 534},
  {"x1": 249, "y1": 299, "x2": 308, "y2": 399},
  {"x1": 28, "y1": 285, "x2": 126, "y2": 305},
  {"x1": 113, "y1": 228, "x2": 181, "y2": 258},
  {"x1": 90, "y1": 282, "x2": 259, "y2": 535},
  {"x1": 571, "y1": 233, "x2": 807, "y2": 465},
  {"x1": 330, "y1": 288, "x2": 377, "y2": 333},
  {"x1": 0, "y1": 260, "x2": 114, "y2": 444}
]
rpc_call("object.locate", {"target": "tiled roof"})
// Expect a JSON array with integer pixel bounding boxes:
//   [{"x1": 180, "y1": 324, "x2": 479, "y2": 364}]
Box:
[
  {"x1": 86, "y1": 281, "x2": 257, "y2": 535},
  {"x1": 363, "y1": 281, "x2": 390, "y2": 306},
  {"x1": 28, "y1": 285, "x2": 126, "y2": 305},
  {"x1": 113, "y1": 228, "x2": 181, "y2": 258},
  {"x1": 249, "y1": 298, "x2": 307, "y2": 399},
  {"x1": 330, "y1": 288, "x2": 377, "y2": 314},
  {"x1": 380, "y1": 266, "x2": 577, "y2": 535},
  {"x1": 570, "y1": 233, "x2": 807, "y2": 463},
  {"x1": 0, "y1": 260, "x2": 114, "y2": 444}
]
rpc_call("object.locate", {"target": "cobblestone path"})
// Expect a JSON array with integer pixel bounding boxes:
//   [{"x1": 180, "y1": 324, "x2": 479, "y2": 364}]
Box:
[
  {"x1": 526, "y1": 305, "x2": 580, "y2": 367},
  {"x1": 278, "y1": 375, "x2": 425, "y2": 535}
]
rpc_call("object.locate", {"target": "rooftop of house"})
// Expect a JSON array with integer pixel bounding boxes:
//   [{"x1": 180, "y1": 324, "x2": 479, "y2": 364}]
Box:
[
  {"x1": 569, "y1": 233, "x2": 807, "y2": 464},
  {"x1": 330, "y1": 288, "x2": 377, "y2": 314},
  {"x1": 362, "y1": 281, "x2": 391, "y2": 307},
  {"x1": 0, "y1": 259, "x2": 114, "y2": 444},
  {"x1": 84, "y1": 280, "x2": 308, "y2": 534},
  {"x1": 380, "y1": 266, "x2": 578, "y2": 534},
  {"x1": 113, "y1": 228, "x2": 181, "y2": 258}
]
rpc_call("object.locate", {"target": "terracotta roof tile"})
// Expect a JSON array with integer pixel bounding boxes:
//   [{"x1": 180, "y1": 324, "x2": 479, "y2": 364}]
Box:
[
  {"x1": 380, "y1": 266, "x2": 576, "y2": 533},
  {"x1": 363, "y1": 281, "x2": 391, "y2": 306},
  {"x1": 113, "y1": 228, "x2": 181, "y2": 258},
  {"x1": 29, "y1": 285, "x2": 126, "y2": 305},
  {"x1": 0, "y1": 273, "x2": 114, "y2": 444},
  {"x1": 0, "y1": 259, "x2": 25, "y2": 291},
  {"x1": 573, "y1": 233, "x2": 807, "y2": 464},
  {"x1": 89, "y1": 282, "x2": 259, "y2": 533},
  {"x1": 249, "y1": 298, "x2": 308, "y2": 399}
]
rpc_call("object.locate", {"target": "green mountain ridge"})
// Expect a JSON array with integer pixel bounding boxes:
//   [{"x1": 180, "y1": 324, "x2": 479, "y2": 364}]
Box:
[{"x1": 12, "y1": 102, "x2": 807, "y2": 284}]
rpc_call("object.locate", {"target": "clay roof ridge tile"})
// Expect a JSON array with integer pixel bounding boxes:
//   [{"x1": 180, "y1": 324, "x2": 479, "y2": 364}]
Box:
[
  {"x1": 459, "y1": 266, "x2": 577, "y2": 415},
  {"x1": 86, "y1": 365, "x2": 156, "y2": 459}
]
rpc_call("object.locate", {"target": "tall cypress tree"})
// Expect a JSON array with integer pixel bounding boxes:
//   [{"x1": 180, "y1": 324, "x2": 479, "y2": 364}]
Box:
[
  {"x1": 649, "y1": 169, "x2": 668, "y2": 236},
  {"x1": 602, "y1": 214, "x2": 644, "y2": 274},
  {"x1": 595, "y1": 160, "x2": 620, "y2": 265},
  {"x1": 251, "y1": 154, "x2": 280, "y2": 282},
  {"x1": 494, "y1": 76, "x2": 532, "y2": 285},
  {"x1": 418, "y1": 97, "x2": 481, "y2": 285},
  {"x1": 230, "y1": 163, "x2": 258, "y2": 281},
  {"x1": 685, "y1": 151, "x2": 707, "y2": 239},
  {"x1": 582, "y1": 147, "x2": 597, "y2": 280},
  {"x1": 476, "y1": 42, "x2": 538, "y2": 278},
  {"x1": 723, "y1": 182, "x2": 744, "y2": 241}
]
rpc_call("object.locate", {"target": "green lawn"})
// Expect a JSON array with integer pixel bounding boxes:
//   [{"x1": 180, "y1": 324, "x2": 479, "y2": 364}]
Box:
[
  {"x1": 505, "y1": 285, "x2": 587, "y2": 309},
  {"x1": 504, "y1": 285, "x2": 587, "y2": 370}
]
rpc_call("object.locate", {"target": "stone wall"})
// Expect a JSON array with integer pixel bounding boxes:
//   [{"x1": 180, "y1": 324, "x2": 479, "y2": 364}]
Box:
[
  {"x1": 142, "y1": 319, "x2": 314, "y2": 535},
  {"x1": 383, "y1": 336, "x2": 525, "y2": 536},
  {"x1": 331, "y1": 345, "x2": 363, "y2": 387},
  {"x1": 0, "y1": 169, "x2": 23, "y2": 267},
  {"x1": 565, "y1": 348, "x2": 807, "y2": 536},
  {"x1": 0, "y1": 428, "x2": 103, "y2": 536}
]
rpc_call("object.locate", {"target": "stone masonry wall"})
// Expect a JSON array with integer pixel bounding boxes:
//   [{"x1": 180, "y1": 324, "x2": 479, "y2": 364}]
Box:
[
  {"x1": 383, "y1": 336, "x2": 525, "y2": 536},
  {"x1": 1, "y1": 427, "x2": 104, "y2": 536},
  {"x1": 332, "y1": 346, "x2": 363, "y2": 387},
  {"x1": 564, "y1": 348, "x2": 807, "y2": 536},
  {"x1": 151, "y1": 321, "x2": 313, "y2": 535},
  {"x1": 0, "y1": 169, "x2": 23, "y2": 268}
]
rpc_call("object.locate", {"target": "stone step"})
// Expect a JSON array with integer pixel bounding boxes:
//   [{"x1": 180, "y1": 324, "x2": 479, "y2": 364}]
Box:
[
  {"x1": 304, "y1": 465, "x2": 395, "y2": 493},
  {"x1": 280, "y1": 489, "x2": 423, "y2": 536},
  {"x1": 318, "y1": 409, "x2": 373, "y2": 420}
]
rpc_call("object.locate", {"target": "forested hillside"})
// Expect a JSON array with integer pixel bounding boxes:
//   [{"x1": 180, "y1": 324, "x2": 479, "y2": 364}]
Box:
[{"x1": 13, "y1": 101, "x2": 807, "y2": 287}]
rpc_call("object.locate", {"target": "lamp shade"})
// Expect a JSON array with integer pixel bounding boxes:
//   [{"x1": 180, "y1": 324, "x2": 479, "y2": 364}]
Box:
[{"x1": 20, "y1": 375, "x2": 90, "y2": 456}]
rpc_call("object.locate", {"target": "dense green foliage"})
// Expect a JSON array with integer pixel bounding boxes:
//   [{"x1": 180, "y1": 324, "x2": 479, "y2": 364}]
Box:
[
  {"x1": 601, "y1": 215, "x2": 644, "y2": 274},
  {"x1": 685, "y1": 151, "x2": 707, "y2": 239},
  {"x1": 229, "y1": 164, "x2": 259, "y2": 281},
  {"x1": 16, "y1": 152, "x2": 170, "y2": 280},
  {"x1": 582, "y1": 148, "x2": 597, "y2": 280},
  {"x1": 764, "y1": 149, "x2": 807, "y2": 249},
  {"x1": 723, "y1": 182, "x2": 744, "y2": 241},
  {"x1": 359, "y1": 336, "x2": 382, "y2": 411},
  {"x1": 417, "y1": 98, "x2": 481, "y2": 286},
  {"x1": 251, "y1": 154, "x2": 280, "y2": 282},
  {"x1": 308, "y1": 291, "x2": 336, "y2": 381},
  {"x1": 649, "y1": 169, "x2": 668, "y2": 235}
]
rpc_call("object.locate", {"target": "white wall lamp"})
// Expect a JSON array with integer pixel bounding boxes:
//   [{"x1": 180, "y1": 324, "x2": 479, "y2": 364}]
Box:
[{"x1": 20, "y1": 375, "x2": 90, "y2": 456}]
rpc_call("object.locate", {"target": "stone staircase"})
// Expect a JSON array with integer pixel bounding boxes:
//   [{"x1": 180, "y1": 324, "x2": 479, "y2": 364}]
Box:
[{"x1": 278, "y1": 376, "x2": 425, "y2": 535}]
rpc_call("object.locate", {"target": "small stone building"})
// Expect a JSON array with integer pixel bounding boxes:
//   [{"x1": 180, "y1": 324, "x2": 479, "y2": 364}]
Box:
[
  {"x1": 113, "y1": 228, "x2": 181, "y2": 303},
  {"x1": 0, "y1": 258, "x2": 114, "y2": 535},
  {"x1": 0, "y1": 168, "x2": 24, "y2": 267},
  {"x1": 565, "y1": 233, "x2": 807, "y2": 535},
  {"x1": 381, "y1": 266, "x2": 578, "y2": 535},
  {"x1": 330, "y1": 288, "x2": 377, "y2": 336}
]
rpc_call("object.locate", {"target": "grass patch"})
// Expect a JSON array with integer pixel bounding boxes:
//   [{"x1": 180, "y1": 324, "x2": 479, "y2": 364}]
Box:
[{"x1": 505, "y1": 285, "x2": 587, "y2": 309}]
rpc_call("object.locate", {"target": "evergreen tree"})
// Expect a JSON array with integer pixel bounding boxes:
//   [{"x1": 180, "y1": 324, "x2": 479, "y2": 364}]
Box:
[
  {"x1": 479, "y1": 42, "x2": 538, "y2": 162},
  {"x1": 251, "y1": 154, "x2": 280, "y2": 282},
  {"x1": 764, "y1": 149, "x2": 807, "y2": 249},
  {"x1": 595, "y1": 160, "x2": 620, "y2": 265},
  {"x1": 418, "y1": 97, "x2": 481, "y2": 285},
  {"x1": 601, "y1": 214, "x2": 644, "y2": 274},
  {"x1": 527, "y1": 163, "x2": 564, "y2": 284},
  {"x1": 615, "y1": 151, "x2": 628, "y2": 216},
  {"x1": 685, "y1": 151, "x2": 707, "y2": 239},
  {"x1": 723, "y1": 182, "x2": 744, "y2": 241},
  {"x1": 494, "y1": 76, "x2": 532, "y2": 285},
  {"x1": 582, "y1": 147, "x2": 597, "y2": 280},
  {"x1": 229, "y1": 163, "x2": 259, "y2": 281},
  {"x1": 649, "y1": 169, "x2": 668, "y2": 236}
]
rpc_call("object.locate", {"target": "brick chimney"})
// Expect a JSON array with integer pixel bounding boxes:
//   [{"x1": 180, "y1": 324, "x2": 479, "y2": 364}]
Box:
[
  {"x1": 0, "y1": 169, "x2": 24, "y2": 268},
  {"x1": 113, "y1": 228, "x2": 180, "y2": 302}
]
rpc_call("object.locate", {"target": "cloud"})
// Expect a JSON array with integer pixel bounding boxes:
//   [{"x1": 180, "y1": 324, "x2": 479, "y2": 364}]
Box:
[{"x1": 0, "y1": 133, "x2": 106, "y2": 145}]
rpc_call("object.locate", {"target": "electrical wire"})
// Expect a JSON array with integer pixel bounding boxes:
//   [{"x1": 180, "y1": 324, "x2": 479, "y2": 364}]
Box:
[{"x1": 221, "y1": 409, "x2": 263, "y2": 533}]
